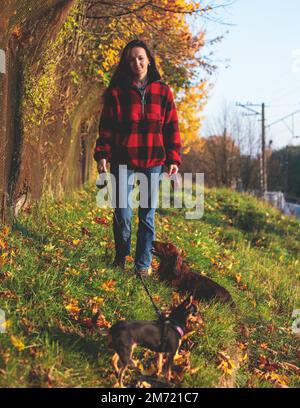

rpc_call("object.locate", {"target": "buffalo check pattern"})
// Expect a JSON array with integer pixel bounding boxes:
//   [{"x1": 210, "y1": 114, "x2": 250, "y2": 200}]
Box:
[{"x1": 94, "y1": 79, "x2": 182, "y2": 168}]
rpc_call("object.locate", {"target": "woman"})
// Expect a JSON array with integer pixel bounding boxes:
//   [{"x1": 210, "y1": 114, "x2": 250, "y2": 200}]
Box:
[{"x1": 94, "y1": 39, "x2": 181, "y2": 276}]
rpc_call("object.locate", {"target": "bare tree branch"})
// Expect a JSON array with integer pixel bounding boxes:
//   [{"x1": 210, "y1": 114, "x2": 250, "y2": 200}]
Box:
[{"x1": 83, "y1": 0, "x2": 152, "y2": 19}]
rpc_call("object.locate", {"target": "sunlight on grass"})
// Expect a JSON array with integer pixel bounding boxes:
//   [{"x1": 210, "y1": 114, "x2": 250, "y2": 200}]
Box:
[{"x1": 0, "y1": 183, "x2": 299, "y2": 388}]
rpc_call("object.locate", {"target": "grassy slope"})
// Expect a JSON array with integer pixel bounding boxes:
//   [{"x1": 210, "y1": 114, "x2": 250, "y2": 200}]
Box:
[{"x1": 0, "y1": 184, "x2": 299, "y2": 388}]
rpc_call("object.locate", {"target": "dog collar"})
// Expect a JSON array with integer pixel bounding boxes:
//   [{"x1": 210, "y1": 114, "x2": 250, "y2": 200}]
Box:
[
  {"x1": 173, "y1": 325, "x2": 184, "y2": 338},
  {"x1": 166, "y1": 320, "x2": 184, "y2": 338}
]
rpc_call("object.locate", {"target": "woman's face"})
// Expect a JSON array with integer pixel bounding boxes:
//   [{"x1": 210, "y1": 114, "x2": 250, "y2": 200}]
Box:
[{"x1": 127, "y1": 46, "x2": 150, "y2": 80}]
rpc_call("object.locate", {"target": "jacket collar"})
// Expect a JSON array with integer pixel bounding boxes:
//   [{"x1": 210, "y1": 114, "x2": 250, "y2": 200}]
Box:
[{"x1": 127, "y1": 75, "x2": 161, "y2": 89}]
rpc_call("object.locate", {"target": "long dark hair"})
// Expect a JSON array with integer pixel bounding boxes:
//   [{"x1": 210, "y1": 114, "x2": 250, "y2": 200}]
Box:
[{"x1": 105, "y1": 39, "x2": 161, "y2": 96}]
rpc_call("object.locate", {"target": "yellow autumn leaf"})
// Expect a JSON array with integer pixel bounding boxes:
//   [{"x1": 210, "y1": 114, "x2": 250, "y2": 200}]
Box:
[
  {"x1": 238, "y1": 353, "x2": 248, "y2": 364},
  {"x1": 65, "y1": 299, "x2": 80, "y2": 314},
  {"x1": 218, "y1": 359, "x2": 236, "y2": 376},
  {"x1": 269, "y1": 372, "x2": 288, "y2": 386},
  {"x1": 137, "y1": 380, "x2": 152, "y2": 388},
  {"x1": 43, "y1": 243, "x2": 55, "y2": 252},
  {"x1": 92, "y1": 296, "x2": 104, "y2": 305},
  {"x1": 0, "y1": 238, "x2": 6, "y2": 249},
  {"x1": 183, "y1": 146, "x2": 191, "y2": 154},
  {"x1": 72, "y1": 239, "x2": 81, "y2": 246},
  {"x1": 235, "y1": 273, "x2": 242, "y2": 283},
  {"x1": 217, "y1": 352, "x2": 236, "y2": 376},
  {"x1": 65, "y1": 304, "x2": 80, "y2": 314},
  {"x1": 10, "y1": 335, "x2": 25, "y2": 351}
]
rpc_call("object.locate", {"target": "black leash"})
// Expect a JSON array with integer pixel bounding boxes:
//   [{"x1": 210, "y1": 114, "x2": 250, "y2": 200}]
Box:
[{"x1": 135, "y1": 270, "x2": 164, "y2": 320}]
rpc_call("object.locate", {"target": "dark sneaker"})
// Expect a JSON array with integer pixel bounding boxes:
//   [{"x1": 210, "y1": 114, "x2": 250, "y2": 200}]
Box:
[
  {"x1": 135, "y1": 267, "x2": 152, "y2": 278},
  {"x1": 112, "y1": 257, "x2": 126, "y2": 269}
]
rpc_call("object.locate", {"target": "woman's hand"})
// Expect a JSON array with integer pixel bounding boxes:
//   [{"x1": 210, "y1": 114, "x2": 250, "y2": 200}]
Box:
[
  {"x1": 97, "y1": 159, "x2": 107, "y2": 174},
  {"x1": 168, "y1": 164, "x2": 178, "y2": 176}
]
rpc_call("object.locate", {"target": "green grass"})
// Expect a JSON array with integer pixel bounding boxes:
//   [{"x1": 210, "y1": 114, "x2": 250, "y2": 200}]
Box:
[{"x1": 0, "y1": 184, "x2": 299, "y2": 388}]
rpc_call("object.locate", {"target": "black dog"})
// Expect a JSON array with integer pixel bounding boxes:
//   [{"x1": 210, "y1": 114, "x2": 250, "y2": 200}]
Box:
[{"x1": 107, "y1": 296, "x2": 196, "y2": 387}]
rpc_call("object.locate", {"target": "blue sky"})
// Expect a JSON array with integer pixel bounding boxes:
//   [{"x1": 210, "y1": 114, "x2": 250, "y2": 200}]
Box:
[{"x1": 193, "y1": 0, "x2": 300, "y2": 150}]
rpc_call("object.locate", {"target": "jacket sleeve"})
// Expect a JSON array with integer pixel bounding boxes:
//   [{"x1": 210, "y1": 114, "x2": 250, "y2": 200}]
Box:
[
  {"x1": 93, "y1": 90, "x2": 116, "y2": 163},
  {"x1": 162, "y1": 86, "x2": 182, "y2": 166}
]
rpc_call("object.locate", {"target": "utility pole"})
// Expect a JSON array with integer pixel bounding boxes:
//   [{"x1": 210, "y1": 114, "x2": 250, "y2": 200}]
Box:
[
  {"x1": 261, "y1": 103, "x2": 267, "y2": 194},
  {"x1": 284, "y1": 145, "x2": 289, "y2": 196},
  {"x1": 236, "y1": 102, "x2": 267, "y2": 196}
]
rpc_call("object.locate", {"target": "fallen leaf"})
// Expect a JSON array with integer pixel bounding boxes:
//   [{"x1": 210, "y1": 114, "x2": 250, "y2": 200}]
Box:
[
  {"x1": 0, "y1": 238, "x2": 7, "y2": 249},
  {"x1": 102, "y1": 280, "x2": 116, "y2": 292},
  {"x1": 136, "y1": 380, "x2": 151, "y2": 388},
  {"x1": 94, "y1": 217, "x2": 109, "y2": 226},
  {"x1": 43, "y1": 243, "x2": 56, "y2": 252},
  {"x1": 217, "y1": 351, "x2": 236, "y2": 376},
  {"x1": 65, "y1": 299, "x2": 80, "y2": 315},
  {"x1": 260, "y1": 342, "x2": 268, "y2": 350},
  {"x1": 10, "y1": 335, "x2": 25, "y2": 351},
  {"x1": 235, "y1": 273, "x2": 242, "y2": 283},
  {"x1": 95, "y1": 313, "x2": 111, "y2": 328},
  {"x1": 92, "y1": 296, "x2": 105, "y2": 305}
]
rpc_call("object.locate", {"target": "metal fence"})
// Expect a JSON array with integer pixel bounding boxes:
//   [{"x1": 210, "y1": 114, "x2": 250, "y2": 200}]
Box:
[{"x1": 263, "y1": 191, "x2": 300, "y2": 220}]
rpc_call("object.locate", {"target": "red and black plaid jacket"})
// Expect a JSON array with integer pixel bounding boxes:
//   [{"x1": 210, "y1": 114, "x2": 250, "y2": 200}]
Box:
[{"x1": 93, "y1": 79, "x2": 182, "y2": 168}]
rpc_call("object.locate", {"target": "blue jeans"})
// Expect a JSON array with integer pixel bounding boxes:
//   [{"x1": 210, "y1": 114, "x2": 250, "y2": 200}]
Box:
[{"x1": 111, "y1": 164, "x2": 162, "y2": 270}]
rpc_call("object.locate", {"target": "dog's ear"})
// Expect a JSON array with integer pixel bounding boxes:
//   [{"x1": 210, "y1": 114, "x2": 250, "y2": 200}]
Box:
[
  {"x1": 185, "y1": 295, "x2": 193, "y2": 306},
  {"x1": 171, "y1": 254, "x2": 183, "y2": 277}
]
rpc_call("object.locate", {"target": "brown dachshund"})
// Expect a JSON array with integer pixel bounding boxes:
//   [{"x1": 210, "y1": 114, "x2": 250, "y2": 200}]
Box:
[{"x1": 152, "y1": 241, "x2": 235, "y2": 307}]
